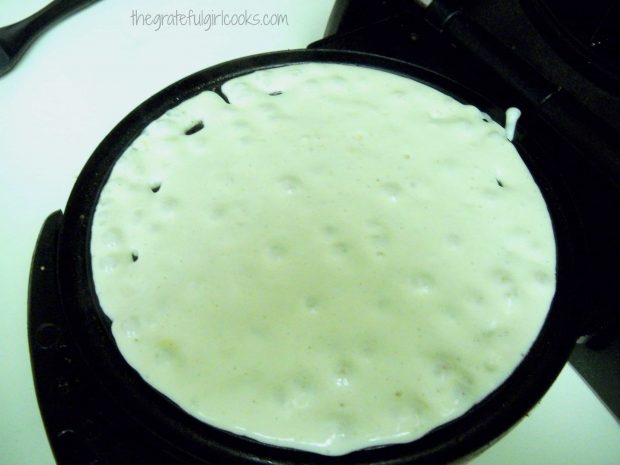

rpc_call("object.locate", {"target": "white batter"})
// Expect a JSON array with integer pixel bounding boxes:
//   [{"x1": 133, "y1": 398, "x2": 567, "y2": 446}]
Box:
[{"x1": 90, "y1": 63, "x2": 556, "y2": 456}]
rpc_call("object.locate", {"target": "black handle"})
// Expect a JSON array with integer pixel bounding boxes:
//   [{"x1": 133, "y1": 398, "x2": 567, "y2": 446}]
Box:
[
  {"x1": 422, "y1": 0, "x2": 620, "y2": 184},
  {"x1": 0, "y1": 0, "x2": 99, "y2": 77}
]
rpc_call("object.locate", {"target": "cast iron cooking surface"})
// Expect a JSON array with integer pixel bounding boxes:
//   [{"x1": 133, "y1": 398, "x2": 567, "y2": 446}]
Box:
[{"x1": 30, "y1": 49, "x2": 586, "y2": 465}]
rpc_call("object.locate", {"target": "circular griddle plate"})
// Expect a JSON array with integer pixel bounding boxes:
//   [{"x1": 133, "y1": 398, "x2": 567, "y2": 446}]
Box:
[{"x1": 29, "y1": 49, "x2": 586, "y2": 465}]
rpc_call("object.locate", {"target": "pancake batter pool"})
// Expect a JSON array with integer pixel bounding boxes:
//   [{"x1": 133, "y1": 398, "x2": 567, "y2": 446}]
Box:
[{"x1": 90, "y1": 63, "x2": 556, "y2": 456}]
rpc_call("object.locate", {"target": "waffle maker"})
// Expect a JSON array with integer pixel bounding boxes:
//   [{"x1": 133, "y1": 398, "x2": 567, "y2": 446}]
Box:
[{"x1": 28, "y1": 1, "x2": 620, "y2": 464}]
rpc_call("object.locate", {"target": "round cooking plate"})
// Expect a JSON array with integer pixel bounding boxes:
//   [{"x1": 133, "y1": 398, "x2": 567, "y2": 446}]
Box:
[{"x1": 35, "y1": 49, "x2": 586, "y2": 465}]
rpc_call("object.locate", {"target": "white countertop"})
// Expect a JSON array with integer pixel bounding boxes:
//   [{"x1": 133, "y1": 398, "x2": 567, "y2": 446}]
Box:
[{"x1": 0, "y1": 1, "x2": 618, "y2": 464}]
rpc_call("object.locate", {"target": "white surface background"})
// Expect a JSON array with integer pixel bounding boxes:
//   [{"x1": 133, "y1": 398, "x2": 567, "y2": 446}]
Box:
[{"x1": 0, "y1": 1, "x2": 618, "y2": 464}]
